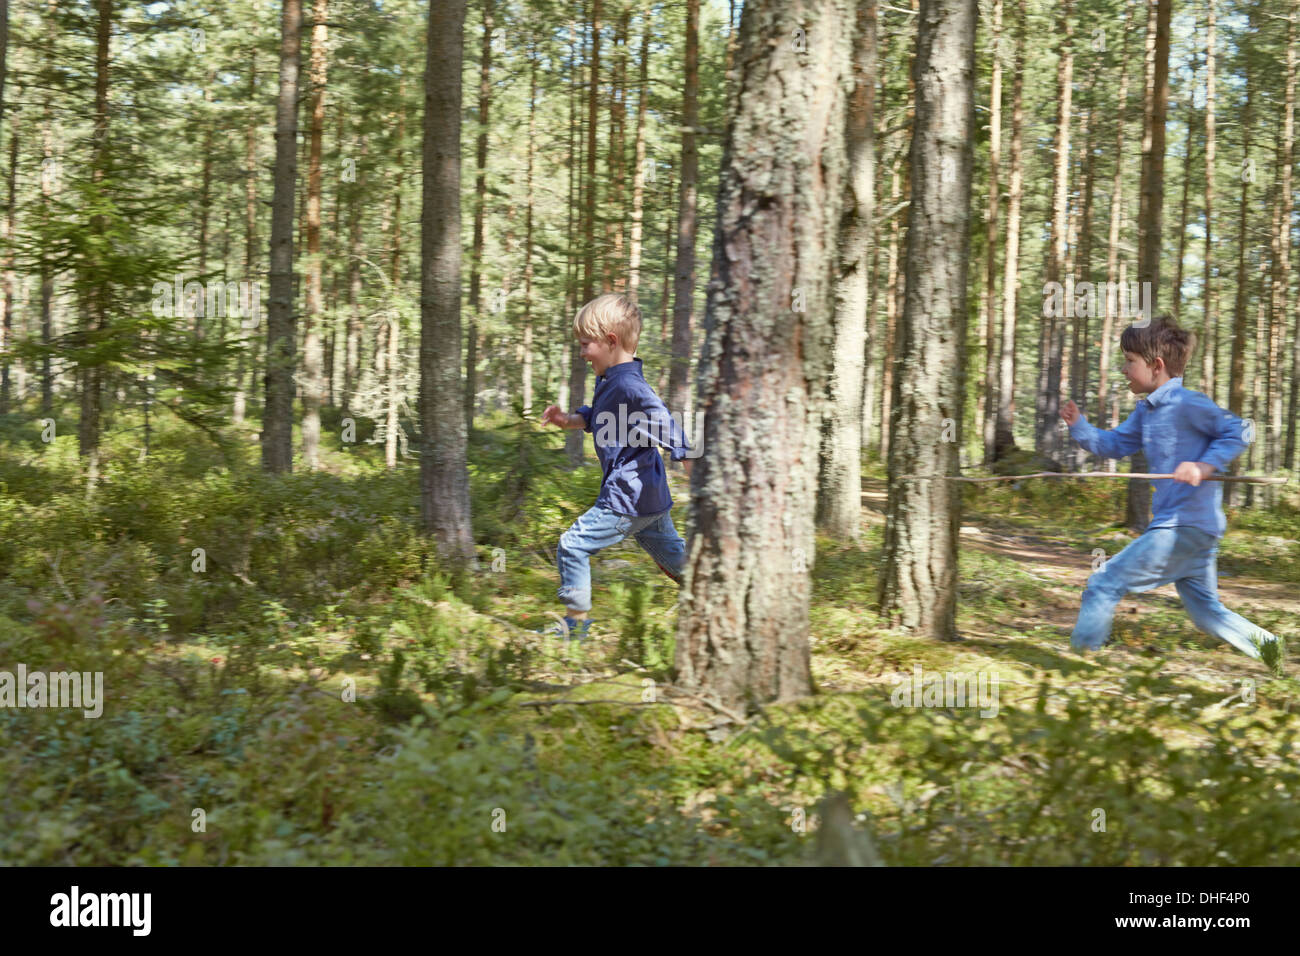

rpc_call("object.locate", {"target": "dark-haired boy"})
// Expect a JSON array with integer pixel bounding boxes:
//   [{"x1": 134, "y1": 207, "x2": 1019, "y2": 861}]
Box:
[{"x1": 1060, "y1": 315, "x2": 1282, "y2": 669}]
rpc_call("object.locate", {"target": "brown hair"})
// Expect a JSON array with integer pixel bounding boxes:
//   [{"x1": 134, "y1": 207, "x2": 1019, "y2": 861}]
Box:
[
  {"x1": 1119, "y1": 314, "x2": 1194, "y2": 377},
  {"x1": 573, "y1": 293, "x2": 642, "y2": 352}
]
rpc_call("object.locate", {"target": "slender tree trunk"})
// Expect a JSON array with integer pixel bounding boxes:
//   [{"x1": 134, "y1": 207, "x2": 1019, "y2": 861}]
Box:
[
  {"x1": 343, "y1": 134, "x2": 366, "y2": 414},
  {"x1": 628, "y1": 11, "x2": 651, "y2": 303},
  {"x1": 1037, "y1": 0, "x2": 1072, "y2": 461},
  {"x1": 993, "y1": 0, "x2": 1026, "y2": 460},
  {"x1": 466, "y1": 0, "x2": 494, "y2": 435},
  {"x1": 301, "y1": 0, "x2": 328, "y2": 470},
  {"x1": 818, "y1": 0, "x2": 876, "y2": 539},
  {"x1": 234, "y1": 51, "x2": 257, "y2": 425},
  {"x1": 1171, "y1": 76, "x2": 1194, "y2": 322},
  {"x1": 678, "y1": 0, "x2": 854, "y2": 714},
  {"x1": 387, "y1": 81, "x2": 406, "y2": 470},
  {"x1": 1280, "y1": 0, "x2": 1298, "y2": 470},
  {"x1": 522, "y1": 40, "x2": 539, "y2": 418},
  {"x1": 1202, "y1": 0, "x2": 1217, "y2": 399},
  {"x1": 567, "y1": 0, "x2": 602, "y2": 466},
  {"x1": 605, "y1": 11, "x2": 628, "y2": 293},
  {"x1": 667, "y1": 0, "x2": 699, "y2": 422},
  {"x1": 421, "y1": 0, "x2": 474, "y2": 563},
  {"x1": 980, "y1": 0, "x2": 1002, "y2": 464},
  {"x1": 1070, "y1": 89, "x2": 1098, "y2": 469},
  {"x1": 262, "y1": 0, "x2": 303, "y2": 475},
  {"x1": 0, "y1": 99, "x2": 15, "y2": 414},
  {"x1": 1127, "y1": 0, "x2": 1172, "y2": 532},
  {"x1": 79, "y1": 0, "x2": 113, "y2": 486},
  {"x1": 880, "y1": 161, "x2": 901, "y2": 463},
  {"x1": 878, "y1": 0, "x2": 977, "y2": 639},
  {"x1": 1099, "y1": 0, "x2": 1133, "y2": 430}
]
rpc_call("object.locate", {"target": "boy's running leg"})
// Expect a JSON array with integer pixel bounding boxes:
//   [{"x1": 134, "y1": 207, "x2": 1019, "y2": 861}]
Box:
[
  {"x1": 1173, "y1": 530, "x2": 1276, "y2": 660},
  {"x1": 1072, "y1": 527, "x2": 1206, "y2": 651},
  {"x1": 632, "y1": 510, "x2": 686, "y2": 585},
  {"x1": 556, "y1": 506, "x2": 633, "y2": 614}
]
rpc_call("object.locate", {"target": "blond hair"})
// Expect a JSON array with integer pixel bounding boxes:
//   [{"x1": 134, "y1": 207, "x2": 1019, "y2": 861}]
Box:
[{"x1": 573, "y1": 293, "x2": 641, "y2": 352}]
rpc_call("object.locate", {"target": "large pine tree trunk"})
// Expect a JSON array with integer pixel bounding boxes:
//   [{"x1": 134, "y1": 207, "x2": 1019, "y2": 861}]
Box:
[
  {"x1": 993, "y1": 0, "x2": 1026, "y2": 461},
  {"x1": 667, "y1": 0, "x2": 699, "y2": 423},
  {"x1": 421, "y1": 0, "x2": 474, "y2": 563},
  {"x1": 1127, "y1": 0, "x2": 1172, "y2": 532},
  {"x1": 301, "y1": 0, "x2": 328, "y2": 470},
  {"x1": 818, "y1": 0, "x2": 877, "y2": 540},
  {"x1": 676, "y1": 0, "x2": 854, "y2": 714},
  {"x1": 878, "y1": 0, "x2": 977, "y2": 640},
  {"x1": 262, "y1": 0, "x2": 303, "y2": 475}
]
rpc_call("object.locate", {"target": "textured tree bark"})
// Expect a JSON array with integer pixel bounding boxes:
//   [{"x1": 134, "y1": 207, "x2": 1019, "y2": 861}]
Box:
[
  {"x1": 677, "y1": 0, "x2": 853, "y2": 715},
  {"x1": 262, "y1": 0, "x2": 303, "y2": 475},
  {"x1": 878, "y1": 0, "x2": 977, "y2": 640},
  {"x1": 668, "y1": 0, "x2": 699, "y2": 424},
  {"x1": 818, "y1": 0, "x2": 877, "y2": 540},
  {"x1": 421, "y1": 0, "x2": 475, "y2": 563},
  {"x1": 301, "y1": 0, "x2": 328, "y2": 470},
  {"x1": 993, "y1": 0, "x2": 1025, "y2": 460}
]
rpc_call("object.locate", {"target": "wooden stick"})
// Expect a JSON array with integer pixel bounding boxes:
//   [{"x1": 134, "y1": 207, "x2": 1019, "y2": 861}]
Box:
[{"x1": 896, "y1": 471, "x2": 1289, "y2": 484}]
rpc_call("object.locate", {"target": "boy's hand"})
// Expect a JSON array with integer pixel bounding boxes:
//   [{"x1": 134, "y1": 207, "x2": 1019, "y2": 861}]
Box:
[
  {"x1": 1060, "y1": 399, "x2": 1082, "y2": 427},
  {"x1": 541, "y1": 405, "x2": 573, "y2": 428},
  {"x1": 1173, "y1": 461, "x2": 1215, "y2": 486}
]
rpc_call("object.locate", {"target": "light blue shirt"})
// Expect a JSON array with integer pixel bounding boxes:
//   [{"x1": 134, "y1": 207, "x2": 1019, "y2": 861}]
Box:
[{"x1": 1067, "y1": 377, "x2": 1250, "y2": 538}]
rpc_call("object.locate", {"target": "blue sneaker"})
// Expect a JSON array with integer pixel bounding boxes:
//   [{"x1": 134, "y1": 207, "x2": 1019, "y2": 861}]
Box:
[{"x1": 536, "y1": 615, "x2": 593, "y2": 642}]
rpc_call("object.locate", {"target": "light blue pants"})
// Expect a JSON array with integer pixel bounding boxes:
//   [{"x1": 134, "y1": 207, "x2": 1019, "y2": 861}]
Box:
[
  {"x1": 1071, "y1": 525, "x2": 1276, "y2": 659},
  {"x1": 556, "y1": 505, "x2": 686, "y2": 613}
]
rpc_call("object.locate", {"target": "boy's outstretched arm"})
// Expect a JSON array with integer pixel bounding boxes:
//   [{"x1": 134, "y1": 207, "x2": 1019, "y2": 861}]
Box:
[{"x1": 1060, "y1": 399, "x2": 1143, "y2": 460}]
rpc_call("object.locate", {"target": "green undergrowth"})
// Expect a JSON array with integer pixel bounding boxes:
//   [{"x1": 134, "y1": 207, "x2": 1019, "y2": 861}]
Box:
[{"x1": 1, "y1": 411, "x2": 1298, "y2": 864}]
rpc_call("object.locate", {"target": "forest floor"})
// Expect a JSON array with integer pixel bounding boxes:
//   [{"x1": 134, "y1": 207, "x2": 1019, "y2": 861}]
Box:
[{"x1": 4, "y1": 417, "x2": 1299, "y2": 864}]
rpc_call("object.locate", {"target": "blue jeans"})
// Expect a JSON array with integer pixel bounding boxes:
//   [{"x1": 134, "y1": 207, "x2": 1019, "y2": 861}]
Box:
[
  {"x1": 1072, "y1": 525, "x2": 1275, "y2": 658},
  {"x1": 556, "y1": 505, "x2": 687, "y2": 613}
]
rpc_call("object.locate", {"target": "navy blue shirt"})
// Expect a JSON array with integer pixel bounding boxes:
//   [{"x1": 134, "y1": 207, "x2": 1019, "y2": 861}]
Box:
[
  {"x1": 574, "y1": 358, "x2": 691, "y2": 516},
  {"x1": 1068, "y1": 376, "x2": 1250, "y2": 538}
]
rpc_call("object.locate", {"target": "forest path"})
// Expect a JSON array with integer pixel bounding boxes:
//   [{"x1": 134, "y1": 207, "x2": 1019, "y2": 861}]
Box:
[{"x1": 857, "y1": 477, "x2": 1297, "y2": 685}]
